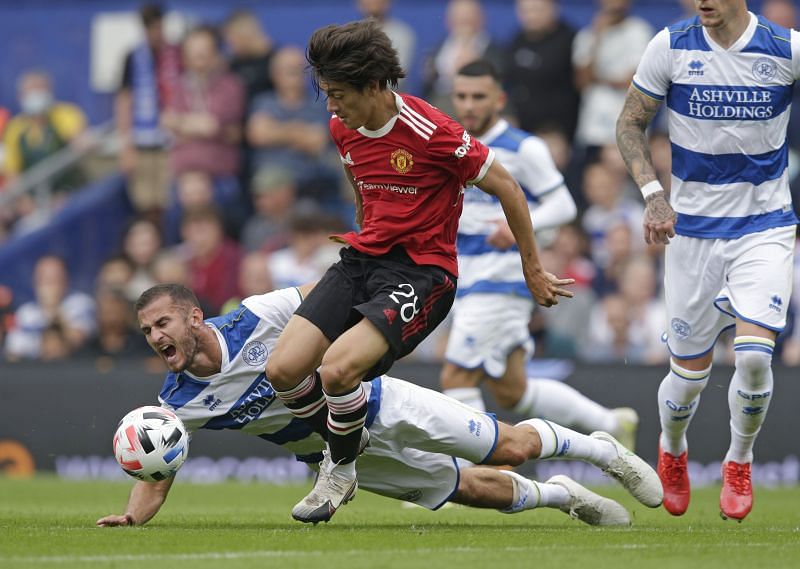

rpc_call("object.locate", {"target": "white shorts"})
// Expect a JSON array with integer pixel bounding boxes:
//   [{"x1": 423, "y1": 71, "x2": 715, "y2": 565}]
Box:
[
  {"x1": 356, "y1": 376, "x2": 499, "y2": 509},
  {"x1": 444, "y1": 293, "x2": 535, "y2": 378},
  {"x1": 664, "y1": 225, "x2": 796, "y2": 358}
]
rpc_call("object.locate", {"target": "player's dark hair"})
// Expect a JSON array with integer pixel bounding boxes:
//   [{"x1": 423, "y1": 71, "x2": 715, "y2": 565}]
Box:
[
  {"x1": 306, "y1": 19, "x2": 405, "y2": 93},
  {"x1": 456, "y1": 59, "x2": 502, "y2": 83},
  {"x1": 135, "y1": 284, "x2": 200, "y2": 315}
]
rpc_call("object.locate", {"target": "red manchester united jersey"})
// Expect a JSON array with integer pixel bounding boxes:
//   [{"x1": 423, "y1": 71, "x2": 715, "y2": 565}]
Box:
[{"x1": 330, "y1": 92, "x2": 494, "y2": 276}]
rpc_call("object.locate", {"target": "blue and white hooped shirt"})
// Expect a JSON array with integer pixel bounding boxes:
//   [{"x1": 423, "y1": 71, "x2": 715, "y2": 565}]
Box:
[
  {"x1": 457, "y1": 119, "x2": 565, "y2": 298},
  {"x1": 632, "y1": 13, "x2": 800, "y2": 239}
]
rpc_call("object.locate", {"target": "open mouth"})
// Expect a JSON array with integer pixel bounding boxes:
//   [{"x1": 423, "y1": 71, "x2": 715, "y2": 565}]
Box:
[{"x1": 160, "y1": 344, "x2": 177, "y2": 362}]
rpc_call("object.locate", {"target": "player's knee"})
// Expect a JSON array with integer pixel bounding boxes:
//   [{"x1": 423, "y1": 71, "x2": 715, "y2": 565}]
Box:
[
  {"x1": 491, "y1": 390, "x2": 518, "y2": 410},
  {"x1": 735, "y1": 349, "x2": 772, "y2": 385},
  {"x1": 490, "y1": 429, "x2": 534, "y2": 466},
  {"x1": 265, "y1": 356, "x2": 297, "y2": 390},
  {"x1": 318, "y1": 361, "x2": 360, "y2": 393}
]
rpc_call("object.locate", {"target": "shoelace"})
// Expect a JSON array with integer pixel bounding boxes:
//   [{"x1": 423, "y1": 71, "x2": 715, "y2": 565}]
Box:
[
  {"x1": 724, "y1": 463, "x2": 752, "y2": 495},
  {"x1": 660, "y1": 455, "x2": 687, "y2": 485}
]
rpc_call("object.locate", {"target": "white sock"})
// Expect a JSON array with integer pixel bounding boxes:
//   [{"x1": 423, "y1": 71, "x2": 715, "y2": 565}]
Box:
[
  {"x1": 518, "y1": 418, "x2": 616, "y2": 468},
  {"x1": 514, "y1": 378, "x2": 617, "y2": 433},
  {"x1": 725, "y1": 337, "x2": 774, "y2": 464},
  {"x1": 443, "y1": 387, "x2": 486, "y2": 412},
  {"x1": 657, "y1": 360, "x2": 710, "y2": 455},
  {"x1": 497, "y1": 470, "x2": 569, "y2": 513}
]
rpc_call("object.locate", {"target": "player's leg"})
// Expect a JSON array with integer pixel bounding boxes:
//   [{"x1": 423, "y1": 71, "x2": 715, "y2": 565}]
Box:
[
  {"x1": 717, "y1": 225, "x2": 793, "y2": 521},
  {"x1": 486, "y1": 420, "x2": 662, "y2": 507},
  {"x1": 267, "y1": 315, "x2": 331, "y2": 437},
  {"x1": 450, "y1": 467, "x2": 630, "y2": 526},
  {"x1": 720, "y1": 321, "x2": 775, "y2": 521},
  {"x1": 440, "y1": 362, "x2": 487, "y2": 411},
  {"x1": 440, "y1": 293, "x2": 529, "y2": 413},
  {"x1": 657, "y1": 233, "x2": 728, "y2": 515}
]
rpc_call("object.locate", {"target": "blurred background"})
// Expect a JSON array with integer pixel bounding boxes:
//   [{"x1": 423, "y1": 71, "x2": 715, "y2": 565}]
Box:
[{"x1": 0, "y1": 0, "x2": 798, "y2": 486}]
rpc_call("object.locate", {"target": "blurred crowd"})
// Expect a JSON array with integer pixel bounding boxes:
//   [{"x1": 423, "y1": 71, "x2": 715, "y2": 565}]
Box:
[{"x1": 2, "y1": 0, "x2": 800, "y2": 368}]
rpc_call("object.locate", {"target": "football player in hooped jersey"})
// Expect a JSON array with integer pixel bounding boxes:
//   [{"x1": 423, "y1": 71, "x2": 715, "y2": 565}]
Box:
[
  {"x1": 441, "y1": 59, "x2": 640, "y2": 452},
  {"x1": 96, "y1": 283, "x2": 662, "y2": 528},
  {"x1": 617, "y1": 0, "x2": 798, "y2": 520},
  {"x1": 264, "y1": 20, "x2": 574, "y2": 524}
]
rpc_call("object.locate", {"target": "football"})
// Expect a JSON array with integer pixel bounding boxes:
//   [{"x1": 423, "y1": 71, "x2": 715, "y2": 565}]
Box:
[{"x1": 113, "y1": 406, "x2": 189, "y2": 482}]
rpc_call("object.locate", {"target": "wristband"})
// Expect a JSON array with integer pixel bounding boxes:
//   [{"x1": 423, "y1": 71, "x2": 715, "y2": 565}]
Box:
[{"x1": 640, "y1": 180, "x2": 664, "y2": 199}]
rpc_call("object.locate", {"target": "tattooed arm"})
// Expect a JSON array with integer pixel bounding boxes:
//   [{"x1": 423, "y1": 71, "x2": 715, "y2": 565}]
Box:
[{"x1": 616, "y1": 86, "x2": 677, "y2": 245}]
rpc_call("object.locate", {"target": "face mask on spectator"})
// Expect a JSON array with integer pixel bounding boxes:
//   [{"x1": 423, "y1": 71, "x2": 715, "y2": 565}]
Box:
[{"x1": 21, "y1": 90, "x2": 53, "y2": 115}]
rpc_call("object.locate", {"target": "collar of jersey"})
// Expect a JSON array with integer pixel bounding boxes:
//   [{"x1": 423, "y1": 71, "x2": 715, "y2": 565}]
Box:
[
  {"x1": 702, "y1": 11, "x2": 757, "y2": 53},
  {"x1": 479, "y1": 118, "x2": 510, "y2": 146},
  {"x1": 357, "y1": 91, "x2": 403, "y2": 138}
]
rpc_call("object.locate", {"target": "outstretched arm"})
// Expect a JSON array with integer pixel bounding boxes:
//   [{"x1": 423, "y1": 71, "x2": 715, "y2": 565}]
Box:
[
  {"x1": 616, "y1": 86, "x2": 676, "y2": 245},
  {"x1": 476, "y1": 161, "x2": 574, "y2": 307},
  {"x1": 96, "y1": 477, "x2": 175, "y2": 527}
]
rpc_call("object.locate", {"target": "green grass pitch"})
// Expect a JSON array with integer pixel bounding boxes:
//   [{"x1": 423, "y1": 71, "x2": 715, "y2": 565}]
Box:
[{"x1": 1, "y1": 477, "x2": 799, "y2": 569}]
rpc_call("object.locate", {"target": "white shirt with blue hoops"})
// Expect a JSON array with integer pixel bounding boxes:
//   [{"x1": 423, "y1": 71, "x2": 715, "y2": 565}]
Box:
[
  {"x1": 457, "y1": 119, "x2": 564, "y2": 298},
  {"x1": 158, "y1": 288, "x2": 381, "y2": 464},
  {"x1": 632, "y1": 12, "x2": 800, "y2": 239}
]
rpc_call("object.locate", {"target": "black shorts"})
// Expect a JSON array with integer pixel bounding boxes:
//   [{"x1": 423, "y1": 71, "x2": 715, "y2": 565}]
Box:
[{"x1": 295, "y1": 246, "x2": 457, "y2": 378}]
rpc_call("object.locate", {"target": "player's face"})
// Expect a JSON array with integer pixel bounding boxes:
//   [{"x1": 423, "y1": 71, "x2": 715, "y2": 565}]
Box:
[
  {"x1": 694, "y1": 0, "x2": 745, "y2": 27},
  {"x1": 451, "y1": 74, "x2": 505, "y2": 137},
  {"x1": 138, "y1": 295, "x2": 202, "y2": 373},
  {"x1": 320, "y1": 80, "x2": 376, "y2": 130}
]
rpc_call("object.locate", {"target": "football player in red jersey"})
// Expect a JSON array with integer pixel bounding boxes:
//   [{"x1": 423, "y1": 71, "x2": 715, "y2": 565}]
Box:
[{"x1": 264, "y1": 19, "x2": 574, "y2": 524}]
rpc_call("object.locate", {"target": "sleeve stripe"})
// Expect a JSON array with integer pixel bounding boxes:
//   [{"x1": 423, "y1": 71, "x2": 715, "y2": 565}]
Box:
[
  {"x1": 632, "y1": 80, "x2": 665, "y2": 102},
  {"x1": 468, "y1": 148, "x2": 495, "y2": 185}
]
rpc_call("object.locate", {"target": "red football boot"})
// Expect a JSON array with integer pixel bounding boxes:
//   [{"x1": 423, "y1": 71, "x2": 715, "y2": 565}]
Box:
[
  {"x1": 657, "y1": 445, "x2": 690, "y2": 516},
  {"x1": 720, "y1": 461, "x2": 753, "y2": 521}
]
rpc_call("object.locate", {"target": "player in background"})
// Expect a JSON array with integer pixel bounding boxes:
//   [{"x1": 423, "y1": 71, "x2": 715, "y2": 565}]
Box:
[
  {"x1": 441, "y1": 60, "x2": 639, "y2": 452},
  {"x1": 263, "y1": 20, "x2": 574, "y2": 524},
  {"x1": 616, "y1": 0, "x2": 797, "y2": 520},
  {"x1": 97, "y1": 283, "x2": 662, "y2": 528}
]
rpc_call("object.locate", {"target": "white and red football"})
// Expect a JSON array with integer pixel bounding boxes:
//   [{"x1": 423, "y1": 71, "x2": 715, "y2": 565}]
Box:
[{"x1": 113, "y1": 406, "x2": 189, "y2": 482}]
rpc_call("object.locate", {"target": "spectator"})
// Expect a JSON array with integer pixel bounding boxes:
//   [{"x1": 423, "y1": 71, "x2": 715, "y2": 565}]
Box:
[
  {"x1": 161, "y1": 25, "x2": 246, "y2": 179},
  {"x1": 177, "y1": 206, "x2": 242, "y2": 313},
  {"x1": 535, "y1": 125, "x2": 572, "y2": 173},
  {"x1": 222, "y1": 10, "x2": 276, "y2": 106},
  {"x1": 422, "y1": 0, "x2": 505, "y2": 114},
  {"x1": 3, "y1": 70, "x2": 87, "y2": 191},
  {"x1": 506, "y1": 0, "x2": 580, "y2": 141},
  {"x1": 581, "y1": 161, "x2": 644, "y2": 269},
  {"x1": 4, "y1": 255, "x2": 95, "y2": 360},
  {"x1": 151, "y1": 250, "x2": 190, "y2": 286},
  {"x1": 77, "y1": 287, "x2": 150, "y2": 358},
  {"x1": 116, "y1": 3, "x2": 181, "y2": 215},
  {"x1": 163, "y1": 169, "x2": 243, "y2": 243},
  {"x1": 247, "y1": 46, "x2": 338, "y2": 206},
  {"x1": 96, "y1": 255, "x2": 135, "y2": 294},
  {"x1": 583, "y1": 256, "x2": 665, "y2": 364},
  {"x1": 591, "y1": 221, "x2": 634, "y2": 297},
  {"x1": 121, "y1": 217, "x2": 163, "y2": 298},
  {"x1": 582, "y1": 293, "x2": 643, "y2": 363},
  {"x1": 220, "y1": 251, "x2": 275, "y2": 314},
  {"x1": 241, "y1": 166, "x2": 297, "y2": 253},
  {"x1": 0, "y1": 105, "x2": 9, "y2": 188},
  {"x1": 538, "y1": 226, "x2": 597, "y2": 353},
  {"x1": 266, "y1": 211, "x2": 343, "y2": 290},
  {"x1": 357, "y1": 0, "x2": 416, "y2": 77},
  {"x1": 572, "y1": 0, "x2": 652, "y2": 151},
  {"x1": 39, "y1": 322, "x2": 72, "y2": 362}
]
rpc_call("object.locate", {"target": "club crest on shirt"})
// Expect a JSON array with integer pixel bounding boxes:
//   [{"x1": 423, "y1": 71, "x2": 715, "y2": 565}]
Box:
[
  {"x1": 390, "y1": 148, "x2": 414, "y2": 174},
  {"x1": 752, "y1": 57, "x2": 777, "y2": 83},
  {"x1": 242, "y1": 340, "x2": 268, "y2": 366}
]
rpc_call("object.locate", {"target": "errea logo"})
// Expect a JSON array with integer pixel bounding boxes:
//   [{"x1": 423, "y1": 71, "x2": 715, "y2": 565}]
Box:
[
  {"x1": 688, "y1": 60, "x2": 704, "y2": 77},
  {"x1": 454, "y1": 131, "x2": 472, "y2": 158}
]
